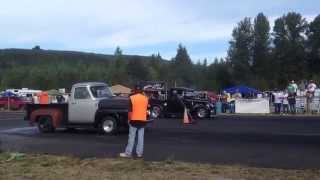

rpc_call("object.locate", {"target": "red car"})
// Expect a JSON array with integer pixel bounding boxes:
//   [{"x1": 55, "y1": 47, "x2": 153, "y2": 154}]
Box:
[{"x1": 0, "y1": 96, "x2": 28, "y2": 110}]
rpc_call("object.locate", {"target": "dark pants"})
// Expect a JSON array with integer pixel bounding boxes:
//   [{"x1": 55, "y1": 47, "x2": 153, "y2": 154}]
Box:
[
  {"x1": 274, "y1": 103, "x2": 282, "y2": 114},
  {"x1": 289, "y1": 103, "x2": 296, "y2": 114},
  {"x1": 222, "y1": 103, "x2": 228, "y2": 113},
  {"x1": 282, "y1": 104, "x2": 289, "y2": 114},
  {"x1": 229, "y1": 101, "x2": 235, "y2": 113}
]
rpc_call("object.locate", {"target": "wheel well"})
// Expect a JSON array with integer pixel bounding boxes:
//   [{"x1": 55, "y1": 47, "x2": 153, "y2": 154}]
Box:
[
  {"x1": 36, "y1": 115, "x2": 52, "y2": 123},
  {"x1": 94, "y1": 113, "x2": 118, "y2": 127},
  {"x1": 194, "y1": 104, "x2": 206, "y2": 109},
  {"x1": 151, "y1": 104, "x2": 163, "y2": 110}
]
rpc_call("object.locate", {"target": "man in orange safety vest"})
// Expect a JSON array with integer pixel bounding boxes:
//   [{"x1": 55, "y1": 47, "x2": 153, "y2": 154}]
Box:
[{"x1": 120, "y1": 84, "x2": 149, "y2": 158}]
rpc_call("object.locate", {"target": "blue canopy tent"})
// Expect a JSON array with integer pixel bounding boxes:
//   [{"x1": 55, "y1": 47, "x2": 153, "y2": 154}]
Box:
[
  {"x1": 0, "y1": 91, "x2": 17, "y2": 97},
  {"x1": 223, "y1": 85, "x2": 261, "y2": 97}
]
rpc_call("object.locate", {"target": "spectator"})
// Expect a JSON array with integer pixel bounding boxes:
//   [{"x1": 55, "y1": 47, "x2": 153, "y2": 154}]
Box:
[
  {"x1": 307, "y1": 80, "x2": 317, "y2": 97},
  {"x1": 56, "y1": 95, "x2": 65, "y2": 104},
  {"x1": 288, "y1": 80, "x2": 298, "y2": 96},
  {"x1": 272, "y1": 89, "x2": 283, "y2": 114},
  {"x1": 222, "y1": 91, "x2": 230, "y2": 113},
  {"x1": 282, "y1": 91, "x2": 289, "y2": 114},
  {"x1": 288, "y1": 93, "x2": 296, "y2": 114},
  {"x1": 298, "y1": 80, "x2": 306, "y2": 92},
  {"x1": 306, "y1": 80, "x2": 317, "y2": 113}
]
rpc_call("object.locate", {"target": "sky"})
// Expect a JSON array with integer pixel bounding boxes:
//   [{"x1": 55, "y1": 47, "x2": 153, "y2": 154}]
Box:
[{"x1": 0, "y1": 0, "x2": 319, "y2": 63}]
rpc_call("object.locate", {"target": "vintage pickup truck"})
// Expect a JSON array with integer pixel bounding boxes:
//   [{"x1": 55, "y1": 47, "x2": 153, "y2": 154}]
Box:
[
  {"x1": 145, "y1": 86, "x2": 216, "y2": 119},
  {"x1": 25, "y1": 82, "x2": 131, "y2": 134}
]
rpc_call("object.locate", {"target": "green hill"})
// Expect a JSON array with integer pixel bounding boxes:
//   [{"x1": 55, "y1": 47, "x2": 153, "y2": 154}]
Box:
[{"x1": 0, "y1": 48, "x2": 169, "y2": 90}]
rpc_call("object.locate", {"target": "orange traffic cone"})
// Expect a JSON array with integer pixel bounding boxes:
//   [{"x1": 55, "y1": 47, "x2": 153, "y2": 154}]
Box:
[{"x1": 183, "y1": 107, "x2": 191, "y2": 124}]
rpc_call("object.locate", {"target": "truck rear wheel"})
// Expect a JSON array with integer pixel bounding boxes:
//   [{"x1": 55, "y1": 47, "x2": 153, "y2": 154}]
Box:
[
  {"x1": 38, "y1": 116, "x2": 55, "y2": 133},
  {"x1": 99, "y1": 116, "x2": 118, "y2": 135}
]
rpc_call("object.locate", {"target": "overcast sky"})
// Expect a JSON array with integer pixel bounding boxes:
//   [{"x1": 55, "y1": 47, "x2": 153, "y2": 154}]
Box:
[{"x1": 0, "y1": 0, "x2": 319, "y2": 62}]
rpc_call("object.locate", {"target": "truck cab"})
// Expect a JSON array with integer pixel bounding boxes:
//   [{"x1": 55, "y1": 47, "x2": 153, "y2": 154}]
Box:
[
  {"x1": 25, "y1": 82, "x2": 130, "y2": 134},
  {"x1": 68, "y1": 82, "x2": 112, "y2": 123}
]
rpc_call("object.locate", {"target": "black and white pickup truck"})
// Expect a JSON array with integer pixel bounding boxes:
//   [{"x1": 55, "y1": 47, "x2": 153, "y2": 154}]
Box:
[{"x1": 25, "y1": 82, "x2": 131, "y2": 134}]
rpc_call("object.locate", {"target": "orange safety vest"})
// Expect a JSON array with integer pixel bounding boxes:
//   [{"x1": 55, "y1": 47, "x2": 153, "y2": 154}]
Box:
[{"x1": 129, "y1": 93, "x2": 149, "y2": 121}]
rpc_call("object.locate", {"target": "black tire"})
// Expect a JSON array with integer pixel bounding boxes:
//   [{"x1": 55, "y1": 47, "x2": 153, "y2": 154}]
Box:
[
  {"x1": 195, "y1": 107, "x2": 208, "y2": 119},
  {"x1": 37, "y1": 116, "x2": 55, "y2": 133},
  {"x1": 99, "y1": 116, "x2": 118, "y2": 135}
]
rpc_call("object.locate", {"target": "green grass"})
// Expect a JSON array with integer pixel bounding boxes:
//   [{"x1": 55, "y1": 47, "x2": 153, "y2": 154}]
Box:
[{"x1": 1, "y1": 152, "x2": 320, "y2": 180}]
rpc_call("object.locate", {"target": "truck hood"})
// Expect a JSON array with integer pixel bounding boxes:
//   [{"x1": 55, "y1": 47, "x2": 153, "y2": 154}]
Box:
[{"x1": 98, "y1": 96, "x2": 130, "y2": 110}]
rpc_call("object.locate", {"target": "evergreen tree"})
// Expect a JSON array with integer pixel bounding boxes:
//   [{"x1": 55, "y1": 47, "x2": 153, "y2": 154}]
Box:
[
  {"x1": 171, "y1": 44, "x2": 194, "y2": 87},
  {"x1": 127, "y1": 57, "x2": 150, "y2": 83},
  {"x1": 252, "y1": 13, "x2": 271, "y2": 77},
  {"x1": 111, "y1": 46, "x2": 128, "y2": 84},
  {"x1": 252, "y1": 13, "x2": 271, "y2": 89},
  {"x1": 273, "y1": 12, "x2": 308, "y2": 86},
  {"x1": 227, "y1": 17, "x2": 254, "y2": 84},
  {"x1": 307, "y1": 15, "x2": 320, "y2": 77}
]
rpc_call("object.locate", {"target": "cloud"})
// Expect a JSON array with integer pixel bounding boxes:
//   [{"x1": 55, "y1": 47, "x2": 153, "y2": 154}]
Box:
[
  {"x1": 0, "y1": 0, "x2": 318, "y2": 61},
  {"x1": 0, "y1": 0, "x2": 233, "y2": 50}
]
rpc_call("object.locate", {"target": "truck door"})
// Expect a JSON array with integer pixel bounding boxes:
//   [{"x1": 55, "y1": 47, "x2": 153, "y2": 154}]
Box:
[
  {"x1": 69, "y1": 86, "x2": 97, "y2": 123},
  {"x1": 166, "y1": 93, "x2": 184, "y2": 115}
]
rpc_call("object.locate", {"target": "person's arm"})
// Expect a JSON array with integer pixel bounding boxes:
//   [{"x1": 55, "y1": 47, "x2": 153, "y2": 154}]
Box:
[{"x1": 128, "y1": 98, "x2": 132, "y2": 112}]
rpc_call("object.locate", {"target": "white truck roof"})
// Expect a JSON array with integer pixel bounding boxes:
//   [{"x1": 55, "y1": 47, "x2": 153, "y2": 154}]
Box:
[{"x1": 73, "y1": 82, "x2": 108, "y2": 88}]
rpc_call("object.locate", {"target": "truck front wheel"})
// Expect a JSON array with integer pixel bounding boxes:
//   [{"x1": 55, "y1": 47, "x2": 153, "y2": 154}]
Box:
[
  {"x1": 150, "y1": 105, "x2": 162, "y2": 119},
  {"x1": 37, "y1": 116, "x2": 55, "y2": 133},
  {"x1": 99, "y1": 116, "x2": 118, "y2": 135},
  {"x1": 195, "y1": 107, "x2": 208, "y2": 119}
]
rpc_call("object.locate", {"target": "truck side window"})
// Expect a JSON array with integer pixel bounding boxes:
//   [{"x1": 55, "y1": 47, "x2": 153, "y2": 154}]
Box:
[{"x1": 74, "y1": 87, "x2": 90, "y2": 99}]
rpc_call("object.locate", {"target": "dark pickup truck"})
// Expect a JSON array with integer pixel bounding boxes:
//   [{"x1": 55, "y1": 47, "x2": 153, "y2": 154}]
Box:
[{"x1": 145, "y1": 86, "x2": 215, "y2": 119}]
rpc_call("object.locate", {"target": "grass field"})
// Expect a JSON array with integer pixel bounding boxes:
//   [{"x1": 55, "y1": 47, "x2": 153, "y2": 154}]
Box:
[{"x1": 1, "y1": 152, "x2": 320, "y2": 180}]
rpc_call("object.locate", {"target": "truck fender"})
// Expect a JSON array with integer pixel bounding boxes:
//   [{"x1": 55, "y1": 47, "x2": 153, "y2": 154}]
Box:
[
  {"x1": 94, "y1": 109, "x2": 128, "y2": 127},
  {"x1": 30, "y1": 108, "x2": 63, "y2": 128},
  {"x1": 192, "y1": 103, "x2": 206, "y2": 110}
]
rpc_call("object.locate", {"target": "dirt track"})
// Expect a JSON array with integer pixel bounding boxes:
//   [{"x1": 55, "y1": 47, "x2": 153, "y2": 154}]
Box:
[{"x1": 1, "y1": 111, "x2": 320, "y2": 169}]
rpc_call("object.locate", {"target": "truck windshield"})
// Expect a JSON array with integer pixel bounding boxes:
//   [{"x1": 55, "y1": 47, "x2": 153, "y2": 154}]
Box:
[{"x1": 90, "y1": 86, "x2": 114, "y2": 98}]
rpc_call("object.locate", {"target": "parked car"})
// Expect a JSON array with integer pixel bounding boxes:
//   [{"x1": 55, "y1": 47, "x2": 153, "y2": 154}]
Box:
[{"x1": 0, "y1": 96, "x2": 28, "y2": 110}]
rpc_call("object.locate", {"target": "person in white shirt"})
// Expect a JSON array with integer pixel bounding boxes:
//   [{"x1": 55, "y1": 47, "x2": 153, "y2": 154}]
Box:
[
  {"x1": 282, "y1": 91, "x2": 289, "y2": 114},
  {"x1": 272, "y1": 90, "x2": 283, "y2": 114},
  {"x1": 307, "y1": 80, "x2": 317, "y2": 95},
  {"x1": 306, "y1": 80, "x2": 317, "y2": 113}
]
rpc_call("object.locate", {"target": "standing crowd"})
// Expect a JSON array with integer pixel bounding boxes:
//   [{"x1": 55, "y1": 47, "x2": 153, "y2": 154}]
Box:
[{"x1": 272, "y1": 80, "x2": 318, "y2": 114}]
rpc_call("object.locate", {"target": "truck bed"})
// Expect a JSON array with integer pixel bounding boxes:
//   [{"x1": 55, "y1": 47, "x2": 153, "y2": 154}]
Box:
[{"x1": 25, "y1": 103, "x2": 68, "y2": 123}]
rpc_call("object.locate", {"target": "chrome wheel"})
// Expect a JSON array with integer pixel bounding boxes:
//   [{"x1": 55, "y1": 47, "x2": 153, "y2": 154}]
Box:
[
  {"x1": 151, "y1": 106, "x2": 162, "y2": 118},
  {"x1": 103, "y1": 119, "x2": 114, "y2": 133},
  {"x1": 197, "y1": 108, "x2": 207, "y2": 119}
]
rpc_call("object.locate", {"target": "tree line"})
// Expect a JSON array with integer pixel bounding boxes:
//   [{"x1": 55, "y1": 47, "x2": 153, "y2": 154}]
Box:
[
  {"x1": 227, "y1": 12, "x2": 320, "y2": 90},
  {"x1": 0, "y1": 12, "x2": 319, "y2": 92}
]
